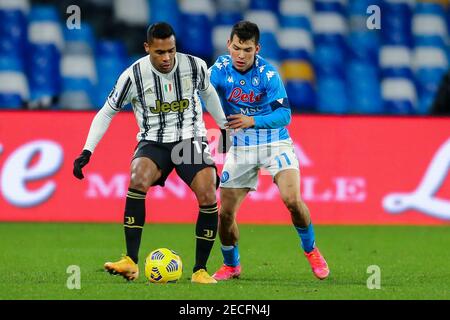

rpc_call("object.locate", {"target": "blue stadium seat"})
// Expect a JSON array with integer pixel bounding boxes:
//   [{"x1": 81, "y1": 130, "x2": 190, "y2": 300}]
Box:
[
  {"x1": 212, "y1": 25, "x2": 231, "y2": 58},
  {"x1": 314, "y1": 0, "x2": 346, "y2": 15},
  {"x1": 27, "y1": 44, "x2": 61, "y2": 101},
  {"x1": 28, "y1": 5, "x2": 64, "y2": 54},
  {"x1": 96, "y1": 40, "x2": 127, "y2": 60},
  {"x1": 149, "y1": 0, "x2": 181, "y2": 36},
  {"x1": 413, "y1": 46, "x2": 448, "y2": 114},
  {"x1": 414, "y1": 35, "x2": 446, "y2": 49},
  {"x1": 381, "y1": 67, "x2": 414, "y2": 79},
  {"x1": 285, "y1": 80, "x2": 316, "y2": 113},
  {"x1": 27, "y1": 4, "x2": 63, "y2": 108},
  {"x1": 64, "y1": 22, "x2": 96, "y2": 54},
  {"x1": 279, "y1": 0, "x2": 312, "y2": 29},
  {"x1": 28, "y1": 4, "x2": 60, "y2": 22},
  {"x1": 380, "y1": 45, "x2": 413, "y2": 80},
  {"x1": 347, "y1": 31, "x2": 380, "y2": 64},
  {"x1": 59, "y1": 77, "x2": 94, "y2": 110},
  {"x1": 381, "y1": 7, "x2": 412, "y2": 46},
  {"x1": 281, "y1": 49, "x2": 310, "y2": 61},
  {"x1": 214, "y1": 11, "x2": 243, "y2": 26},
  {"x1": 114, "y1": 0, "x2": 149, "y2": 27},
  {"x1": 60, "y1": 51, "x2": 97, "y2": 87},
  {"x1": 0, "y1": 54, "x2": 25, "y2": 75},
  {"x1": 279, "y1": 15, "x2": 311, "y2": 30},
  {"x1": 417, "y1": 91, "x2": 438, "y2": 115},
  {"x1": 382, "y1": 78, "x2": 417, "y2": 114},
  {"x1": 0, "y1": 55, "x2": 28, "y2": 108},
  {"x1": 95, "y1": 40, "x2": 128, "y2": 107},
  {"x1": 249, "y1": 0, "x2": 279, "y2": 12},
  {"x1": 415, "y1": 67, "x2": 446, "y2": 115},
  {"x1": 313, "y1": 44, "x2": 345, "y2": 77},
  {"x1": 0, "y1": 10, "x2": 27, "y2": 59},
  {"x1": 346, "y1": 61, "x2": 383, "y2": 113},
  {"x1": 244, "y1": 10, "x2": 279, "y2": 35},
  {"x1": 313, "y1": 11, "x2": 348, "y2": 48},
  {"x1": 347, "y1": 0, "x2": 381, "y2": 16},
  {"x1": 381, "y1": 2, "x2": 413, "y2": 46},
  {"x1": 416, "y1": 68, "x2": 446, "y2": 92},
  {"x1": 350, "y1": 92, "x2": 384, "y2": 114},
  {"x1": 180, "y1": 14, "x2": 213, "y2": 61},
  {"x1": 317, "y1": 76, "x2": 348, "y2": 114},
  {"x1": 414, "y1": 2, "x2": 446, "y2": 17},
  {"x1": 278, "y1": 28, "x2": 313, "y2": 61},
  {"x1": 0, "y1": 93, "x2": 23, "y2": 108},
  {"x1": 346, "y1": 60, "x2": 379, "y2": 82},
  {"x1": 259, "y1": 32, "x2": 281, "y2": 61},
  {"x1": 384, "y1": 100, "x2": 415, "y2": 115},
  {"x1": 216, "y1": 0, "x2": 249, "y2": 12}
]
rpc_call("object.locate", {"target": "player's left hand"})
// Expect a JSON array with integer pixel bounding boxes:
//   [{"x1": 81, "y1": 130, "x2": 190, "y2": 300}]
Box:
[
  {"x1": 225, "y1": 114, "x2": 255, "y2": 130},
  {"x1": 73, "y1": 149, "x2": 92, "y2": 180}
]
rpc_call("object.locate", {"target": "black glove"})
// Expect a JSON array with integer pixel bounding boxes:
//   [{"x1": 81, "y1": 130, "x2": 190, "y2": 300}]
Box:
[
  {"x1": 218, "y1": 129, "x2": 232, "y2": 154},
  {"x1": 73, "y1": 150, "x2": 92, "y2": 180}
]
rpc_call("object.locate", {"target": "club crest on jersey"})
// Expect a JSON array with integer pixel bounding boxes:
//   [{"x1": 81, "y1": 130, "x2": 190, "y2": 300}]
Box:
[
  {"x1": 228, "y1": 87, "x2": 262, "y2": 104},
  {"x1": 252, "y1": 76, "x2": 260, "y2": 86},
  {"x1": 150, "y1": 99, "x2": 189, "y2": 113}
]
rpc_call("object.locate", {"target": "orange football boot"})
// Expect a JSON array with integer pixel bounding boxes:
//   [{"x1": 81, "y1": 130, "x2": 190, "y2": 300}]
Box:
[{"x1": 104, "y1": 255, "x2": 139, "y2": 281}]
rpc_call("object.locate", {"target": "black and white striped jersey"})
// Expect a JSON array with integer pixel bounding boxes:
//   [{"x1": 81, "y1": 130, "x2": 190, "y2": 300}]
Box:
[{"x1": 107, "y1": 53, "x2": 210, "y2": 143}]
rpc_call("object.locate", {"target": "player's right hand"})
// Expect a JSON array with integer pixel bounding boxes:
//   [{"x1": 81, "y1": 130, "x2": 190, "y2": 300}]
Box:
[{"x1": 73, "y1": 149, "x2": 92, "y2": 180}]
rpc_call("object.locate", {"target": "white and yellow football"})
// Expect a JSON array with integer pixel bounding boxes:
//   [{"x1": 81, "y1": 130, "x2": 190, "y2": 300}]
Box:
[{"x1": 144, "y1": 248, "x2": 183, "y2": 283}]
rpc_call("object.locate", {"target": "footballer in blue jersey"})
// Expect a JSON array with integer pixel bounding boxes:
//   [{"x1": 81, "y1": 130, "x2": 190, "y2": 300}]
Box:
[{"x1": 210, "y1": 21, "x2": 330, "y2": 281}]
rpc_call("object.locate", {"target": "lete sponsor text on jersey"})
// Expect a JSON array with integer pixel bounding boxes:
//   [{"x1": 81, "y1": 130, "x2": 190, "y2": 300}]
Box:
[{"x1": 227, "y1": 87, "x2": 262, "y2": 104}]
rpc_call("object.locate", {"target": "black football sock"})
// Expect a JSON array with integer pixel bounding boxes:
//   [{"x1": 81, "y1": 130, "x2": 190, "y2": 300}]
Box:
[
  {"x1": 124, "y1": 188, "x2": 146, "y2": 264},
  {"x1": 193, "y1": 203, "x2": 219, "y2": 273}
]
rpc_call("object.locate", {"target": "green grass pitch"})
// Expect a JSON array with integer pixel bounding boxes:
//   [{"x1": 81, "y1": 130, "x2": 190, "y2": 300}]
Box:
[{"x1": 0, "y1": 223, "x2": 449, "y2": 300}]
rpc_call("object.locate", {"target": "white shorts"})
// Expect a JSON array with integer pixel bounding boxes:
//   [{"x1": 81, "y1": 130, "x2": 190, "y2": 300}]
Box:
[{"x1": 219, "y1": 139, "x2": 299, "y2": 191}]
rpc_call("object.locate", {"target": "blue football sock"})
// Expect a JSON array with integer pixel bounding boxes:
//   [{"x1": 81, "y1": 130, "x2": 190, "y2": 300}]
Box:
[
  {"x1": 221, "y1": 245, "x2": 240, "y2": 267},
  {"x1": 295, "y1": 223, "x2": 316, "y2": 253}
]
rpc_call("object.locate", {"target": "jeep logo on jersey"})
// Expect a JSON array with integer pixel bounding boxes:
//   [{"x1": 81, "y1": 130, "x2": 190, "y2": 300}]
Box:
[
  {"x1": 150, "y1": 99, "x2": 189, "y2": 113},
  {"x1": 228, "y1": 87, "x2": 262, "y2": 104}
]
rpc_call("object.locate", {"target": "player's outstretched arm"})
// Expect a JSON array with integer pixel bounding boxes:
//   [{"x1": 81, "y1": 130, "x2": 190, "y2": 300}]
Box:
[{"x1": 72, "y1": 102, "x2": 118, "y2": 180}]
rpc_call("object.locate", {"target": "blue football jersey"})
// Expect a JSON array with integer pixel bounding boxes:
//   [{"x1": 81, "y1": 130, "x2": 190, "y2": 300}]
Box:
[{"x1": 209, "y1": 55, "x2": 291, "y2": 146}]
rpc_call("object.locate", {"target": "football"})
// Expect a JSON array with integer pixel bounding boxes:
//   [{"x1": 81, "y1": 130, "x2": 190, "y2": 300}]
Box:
[{"x1": 144, "y1": 248, "x2": 183, "y2": 283}]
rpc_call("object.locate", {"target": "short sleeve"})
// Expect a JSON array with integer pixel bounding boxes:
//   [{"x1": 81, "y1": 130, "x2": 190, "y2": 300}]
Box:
[{"x1": 107, "y1": 68, "x2": 133, "y2": 111}]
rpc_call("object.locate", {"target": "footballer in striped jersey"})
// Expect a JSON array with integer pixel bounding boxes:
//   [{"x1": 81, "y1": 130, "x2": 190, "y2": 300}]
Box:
[{"x1": 73, "y1": 22, "x2": 226, "y2": 284}]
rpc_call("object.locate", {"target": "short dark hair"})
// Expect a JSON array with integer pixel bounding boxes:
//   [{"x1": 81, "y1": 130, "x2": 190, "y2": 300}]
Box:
[
  {"x1": 230, "y1": 21, "x2": 260, "y2": 45},
  {"x1": 147, "y1": 22, "x2": 175, "y2": 43}
]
